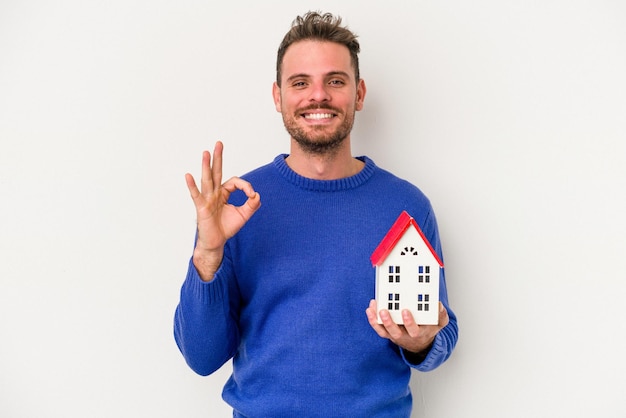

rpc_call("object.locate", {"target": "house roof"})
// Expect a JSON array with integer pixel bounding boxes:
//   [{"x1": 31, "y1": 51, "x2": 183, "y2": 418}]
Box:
[{"x1": 370, "y1": 210, "x2": 444, "y2": 267}]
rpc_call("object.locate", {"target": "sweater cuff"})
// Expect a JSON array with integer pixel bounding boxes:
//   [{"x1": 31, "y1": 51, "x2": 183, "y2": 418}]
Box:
[
  {"x1": 401, "y1": 333, "x2": 447, "y2": 371},
  {"x1": 183, "y1": 257, "x2": 228, "y2": 305}
]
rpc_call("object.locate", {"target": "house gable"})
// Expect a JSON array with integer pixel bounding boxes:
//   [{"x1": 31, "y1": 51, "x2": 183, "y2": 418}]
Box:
[{"x1": 370, "y1": 210, "x2": 443, "y2": 268}]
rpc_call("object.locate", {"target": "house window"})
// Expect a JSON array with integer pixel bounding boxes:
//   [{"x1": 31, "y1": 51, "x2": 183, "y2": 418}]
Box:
[
  {"x1": 388, "y1": 293, "x2": 400, "y2": 310},
  {"x1": 400, "y1": 246, "x2": 418, "y2": 256},
  {"x1": 417, "y1": 294, "x2": 430, "y2": 312},
  {"x1": 418, "y1": 266, "x2": 431, "y2": 283},
  {"x1": 388, "y1": 265, "x2": 400, "y2": 283}
]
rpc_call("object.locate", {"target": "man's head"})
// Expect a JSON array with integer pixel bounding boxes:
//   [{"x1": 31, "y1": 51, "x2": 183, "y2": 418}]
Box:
[
  {"x1": 276, "y1": 12, "x2": 360, "y2": 87},
  {"x1": 273, "y1": 12, "x2": 366, "y2": 157}
]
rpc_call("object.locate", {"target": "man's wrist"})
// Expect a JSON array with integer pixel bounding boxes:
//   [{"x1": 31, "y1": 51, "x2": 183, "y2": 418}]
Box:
[
  {"x1": 192, "y1": 247, "x2": 224, "y2": 282},
  {"x1": 404, "y1": 342, "x2": 433, "y2": 365}
]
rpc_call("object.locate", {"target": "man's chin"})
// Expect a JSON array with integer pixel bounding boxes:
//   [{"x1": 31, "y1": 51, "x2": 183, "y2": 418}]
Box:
[{"x1": 293, "y1": 135, "x2": 346, "y2": 155}]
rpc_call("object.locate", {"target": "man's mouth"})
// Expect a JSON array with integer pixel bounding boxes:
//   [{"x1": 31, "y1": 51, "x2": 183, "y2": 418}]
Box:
[{"x1": 303, "y1": 112, "x2": 335, "y2": 120}]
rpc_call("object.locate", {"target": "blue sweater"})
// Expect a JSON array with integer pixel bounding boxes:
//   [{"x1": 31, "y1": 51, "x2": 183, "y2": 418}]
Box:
[{"x1": 174, "y1": 155, "x2": 458, "y2": 417}]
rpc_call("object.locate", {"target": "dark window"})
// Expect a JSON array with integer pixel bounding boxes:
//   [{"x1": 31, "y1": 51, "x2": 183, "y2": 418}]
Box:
[
  {"x1": 418, "y1": 294, "x2": 431, "y2": 312},
  {"x1": 388, "y1": 294, "x2": 400, "y2": 310},
  {"x1": 388, "y1": 266, "x2": 400, "y2": 283}
]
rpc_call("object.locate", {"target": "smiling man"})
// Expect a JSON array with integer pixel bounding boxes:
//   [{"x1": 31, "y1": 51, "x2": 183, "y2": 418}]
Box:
[
  {"x1": 174, "y1": 12, "x2": 458, "y2": 417},
  {"x1": 273, "y1": 39, "x2": 365, "y2": 163}
]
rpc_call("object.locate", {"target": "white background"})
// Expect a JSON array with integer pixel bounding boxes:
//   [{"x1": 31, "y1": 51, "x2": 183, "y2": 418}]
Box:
[{"x1": 1, "y1": 1, "x2": 625, "y2": 417}]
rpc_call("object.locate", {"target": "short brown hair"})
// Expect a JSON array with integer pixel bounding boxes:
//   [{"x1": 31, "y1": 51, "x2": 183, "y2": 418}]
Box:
[{"x1": 276, "y1": 11, "x2": 361, "y2": 87}]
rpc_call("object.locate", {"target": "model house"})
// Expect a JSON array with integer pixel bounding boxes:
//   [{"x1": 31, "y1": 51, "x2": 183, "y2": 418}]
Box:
[{"x1": 370, "y1": 211, "x2": 443, "y2": 325}]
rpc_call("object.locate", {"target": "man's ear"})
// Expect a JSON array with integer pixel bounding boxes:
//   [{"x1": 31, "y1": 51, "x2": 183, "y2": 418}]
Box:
[
  {"x1": 272, "y1": 82, "x2": 282, "y2": 112},
  {"x1": 355, "y1": 79, "x2": 367, "y2": 111}
]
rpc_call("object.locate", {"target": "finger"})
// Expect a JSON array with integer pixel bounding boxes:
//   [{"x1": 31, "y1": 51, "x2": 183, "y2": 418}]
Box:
[
  {"x1": 379, "y1": 309, "x2": 404, "y2": 340},
  {"x1": 222, "y1": 176, "x2": 258, "y2": 198},
  {"x1": 200, "y1": 150, "x2": 213, "y2": 193},
  {"x1": 401, "y1": 309, "x2": 421, "y2": 338},
  {"x1": 368, "y1": 299, "x2": 378, "y2": 313},
  {"x1": 219, "y1": 176, "x2": 262, "y2": 221},
  {"x1": 365, "y1": 299, "x2": 379, "y2": 325},
  {"x1": 366, "y1": 300, "x2": 391, "y2": 339},
  {"x1": 211, "y1": 141, "x2": 224, "y2": 191},
  {"x1": 237, "y1": 192, "x2": 261, "y2": 221},
  {"x1": 185, "y1": 173, "x2": 201, "y2": 200}
]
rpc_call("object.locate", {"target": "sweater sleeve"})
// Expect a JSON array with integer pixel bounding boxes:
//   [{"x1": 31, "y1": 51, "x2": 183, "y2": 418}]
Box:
[
  {"x1": 401, "y1": 302, "x2": 459, "y2": 371},
  {"x1": 401, "y1": 206, "x2": 459, "y2": 371},
  {"x1": 173, "y1": 256, "x2": 241, "y2": 376}
]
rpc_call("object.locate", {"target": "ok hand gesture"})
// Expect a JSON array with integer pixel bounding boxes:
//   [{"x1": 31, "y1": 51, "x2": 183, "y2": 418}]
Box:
[{"x1": 185, "y1": 141, "x2": 261, "y2": 281}]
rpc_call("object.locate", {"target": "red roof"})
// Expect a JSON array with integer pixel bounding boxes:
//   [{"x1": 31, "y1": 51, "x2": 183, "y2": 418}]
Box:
[{"x1": 370, "y1": 210, "x2": 444, "y2": 267}]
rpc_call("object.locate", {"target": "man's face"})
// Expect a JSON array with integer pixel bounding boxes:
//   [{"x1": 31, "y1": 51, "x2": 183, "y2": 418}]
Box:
[{"x1": 273, "y1": 40, "x2": 366, "y2": 155}]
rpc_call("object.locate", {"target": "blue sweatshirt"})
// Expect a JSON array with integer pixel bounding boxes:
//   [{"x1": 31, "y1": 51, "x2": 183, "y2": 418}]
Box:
[{"x1": 174, "y1": 155, "x2": 458, "y2": 417}]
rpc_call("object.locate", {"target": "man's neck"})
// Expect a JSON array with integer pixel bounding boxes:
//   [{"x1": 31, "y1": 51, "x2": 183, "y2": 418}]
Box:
[{"x1": 285, "y1": 140, "x2": 364, "y2": 180}]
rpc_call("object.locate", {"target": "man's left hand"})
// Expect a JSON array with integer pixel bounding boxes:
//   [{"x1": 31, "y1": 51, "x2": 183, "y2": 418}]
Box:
[{"x1": 365, "y1": 299, "x2": 449, "y2": 354}]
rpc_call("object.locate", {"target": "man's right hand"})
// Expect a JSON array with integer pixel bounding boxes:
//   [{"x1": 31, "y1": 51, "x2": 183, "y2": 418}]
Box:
[{"x1": 185, "y1": 141, "x2": 261, "y2": 281}]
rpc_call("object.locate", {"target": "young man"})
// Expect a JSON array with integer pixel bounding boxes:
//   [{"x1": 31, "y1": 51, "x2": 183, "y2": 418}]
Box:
[{"x1": 174, "y1": 12, "x2": 458, "y2": 417}]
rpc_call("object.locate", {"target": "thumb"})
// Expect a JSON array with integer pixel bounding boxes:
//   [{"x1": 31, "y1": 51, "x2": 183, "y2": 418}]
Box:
[{"x1": 438, "y1": 302, "x2": 449, "y2": 328}]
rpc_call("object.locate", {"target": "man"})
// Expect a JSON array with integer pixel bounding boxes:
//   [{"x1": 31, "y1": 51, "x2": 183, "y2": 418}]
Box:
[{"x1": 174, "y1": 11, "x2": 458, "y2": 417}]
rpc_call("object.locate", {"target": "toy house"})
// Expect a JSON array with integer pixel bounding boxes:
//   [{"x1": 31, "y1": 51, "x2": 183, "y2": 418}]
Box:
[{"x1": 370, "y1": 211, "x2": 443, "y2": 325}]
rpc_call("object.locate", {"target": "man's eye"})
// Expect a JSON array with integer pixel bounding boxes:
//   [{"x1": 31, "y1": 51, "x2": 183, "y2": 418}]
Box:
[
  {"x1": 292, "y1": 81, "x2": 307, "y2": 87},
  {"x1": 329, "y1": 79, "x2": 345, "y2": 86}
]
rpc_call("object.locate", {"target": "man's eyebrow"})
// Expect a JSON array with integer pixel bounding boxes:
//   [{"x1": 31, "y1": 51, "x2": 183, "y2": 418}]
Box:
[
  {"x1": 326, "y1": 71, "x2": 351, "y2": 78},
  {"x1": 286, "y1": 73, "x2": 311, "y2": 83}
]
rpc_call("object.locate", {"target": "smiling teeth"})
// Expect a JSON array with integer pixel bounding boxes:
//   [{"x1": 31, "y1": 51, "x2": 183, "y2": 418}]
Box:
[{"x1": 305, "y1": 113, "x2": 333, "y2": 119}]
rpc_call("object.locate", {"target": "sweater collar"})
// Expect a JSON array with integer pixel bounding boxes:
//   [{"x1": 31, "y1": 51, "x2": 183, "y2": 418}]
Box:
[{"x1": 272, "y1": 154, "x2": 376, "y2": 192}]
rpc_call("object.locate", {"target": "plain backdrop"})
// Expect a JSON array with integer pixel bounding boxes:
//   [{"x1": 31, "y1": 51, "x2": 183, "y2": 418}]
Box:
[{"x1": 1, "y1": 1, "x2": 625, "y2": 417}]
